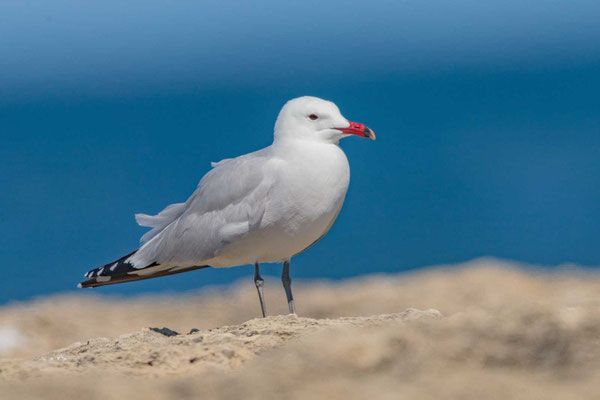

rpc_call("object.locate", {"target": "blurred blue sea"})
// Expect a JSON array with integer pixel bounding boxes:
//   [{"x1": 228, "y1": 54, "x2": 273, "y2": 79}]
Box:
[{"x1": 1, "y1": 0, "x2": 599, "y2": 304}]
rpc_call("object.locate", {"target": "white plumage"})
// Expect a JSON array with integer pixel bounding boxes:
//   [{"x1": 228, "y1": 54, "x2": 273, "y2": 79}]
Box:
[{"x1": 80, "y1": 96, "x2": 375, "y2": 315}]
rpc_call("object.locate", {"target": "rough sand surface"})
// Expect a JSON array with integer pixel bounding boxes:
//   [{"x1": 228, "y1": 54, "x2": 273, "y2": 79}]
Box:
[
  {"x1": 1, "y1": 259, "x2": 599, "y2": 399},
  {"x1": 0, "y1": 309, "x2": 441, "y2": 379}
]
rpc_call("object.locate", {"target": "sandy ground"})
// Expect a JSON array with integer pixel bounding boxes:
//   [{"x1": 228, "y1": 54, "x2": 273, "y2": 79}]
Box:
[{"x1": 1, "y1": 258, "x2": 599, "y2": 399}]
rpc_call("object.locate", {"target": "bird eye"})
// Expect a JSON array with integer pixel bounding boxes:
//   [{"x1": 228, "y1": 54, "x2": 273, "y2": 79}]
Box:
[{"x1": 309, "y1": 114, "x2": 319, "y2": 120}]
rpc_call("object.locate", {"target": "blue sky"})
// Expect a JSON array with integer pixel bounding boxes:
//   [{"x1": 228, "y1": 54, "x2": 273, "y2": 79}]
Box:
[{"x1": 1, "y1": 0, "x2": 599, "y2": 304}]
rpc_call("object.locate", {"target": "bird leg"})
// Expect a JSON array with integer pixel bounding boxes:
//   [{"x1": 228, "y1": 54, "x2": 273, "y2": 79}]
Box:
[
  {"x1": 254, "y1": 262, "x2": 267, "y2": 317},
  {"x1": 281, "y1": 260, "x2": 296, "y2": 314}
]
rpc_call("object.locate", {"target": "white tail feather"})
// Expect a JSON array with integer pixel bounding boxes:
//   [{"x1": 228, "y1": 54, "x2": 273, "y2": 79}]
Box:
[{"x1": 135, "y1": 202, "x2": 187, "y2": 243}]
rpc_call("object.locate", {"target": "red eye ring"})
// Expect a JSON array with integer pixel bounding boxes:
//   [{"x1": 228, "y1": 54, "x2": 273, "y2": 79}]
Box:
[{"x1": 309, "y1": 114, "x2": 318, "y2": 120}]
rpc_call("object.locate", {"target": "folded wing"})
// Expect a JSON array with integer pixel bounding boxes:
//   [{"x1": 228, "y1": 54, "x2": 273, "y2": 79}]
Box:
[{"x1": 129, "y1": 149, "x2": 278, "y2": 269}]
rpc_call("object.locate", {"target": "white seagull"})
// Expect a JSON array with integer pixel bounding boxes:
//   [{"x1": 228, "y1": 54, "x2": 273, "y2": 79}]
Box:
[{"x1": 79, "y1": 96, "x2": 375, "y2": 317}]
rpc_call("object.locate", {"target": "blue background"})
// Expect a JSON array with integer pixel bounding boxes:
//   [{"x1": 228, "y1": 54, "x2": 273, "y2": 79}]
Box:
[{"x1": 1, "y1": 0, "x2": 599, "y2": 304}]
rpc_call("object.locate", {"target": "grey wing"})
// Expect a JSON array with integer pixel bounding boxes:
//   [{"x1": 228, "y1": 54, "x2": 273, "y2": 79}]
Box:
[{"x1": 129, "y1": 149, "x2": 277, "y2": 269}]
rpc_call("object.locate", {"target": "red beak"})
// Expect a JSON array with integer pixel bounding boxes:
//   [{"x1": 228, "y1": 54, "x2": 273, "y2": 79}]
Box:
[{"x1": 335, "y1": 121, "x2": 376, "y2": 140}]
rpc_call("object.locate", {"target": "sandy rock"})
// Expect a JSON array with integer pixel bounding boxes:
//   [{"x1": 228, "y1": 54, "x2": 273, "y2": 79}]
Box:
[
  {"x1": 1, "y1": 260, "x2": 599, "y2": 399},
  {"x1": 0, "y1": 308, "x2": 441, "y2": 379}
]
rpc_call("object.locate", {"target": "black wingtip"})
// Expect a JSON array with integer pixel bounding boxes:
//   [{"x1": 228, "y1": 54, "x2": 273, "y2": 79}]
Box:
[{"x1": 78, "y1": 264, "x2": 211, "y2": 288}]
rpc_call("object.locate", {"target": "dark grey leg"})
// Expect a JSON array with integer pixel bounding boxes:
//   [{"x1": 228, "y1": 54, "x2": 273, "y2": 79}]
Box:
[
  {"x1": 281, "y1": 260, "x2": 296, "y2": 314},
  {"x1": 254, "y1": 262, "x2": 267, "y2": 317}
]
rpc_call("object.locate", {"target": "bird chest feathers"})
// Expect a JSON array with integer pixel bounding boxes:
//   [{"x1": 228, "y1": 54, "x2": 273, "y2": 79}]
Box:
[{"x1": 267, "y1": 141, "x2": 350, "y2": 231}]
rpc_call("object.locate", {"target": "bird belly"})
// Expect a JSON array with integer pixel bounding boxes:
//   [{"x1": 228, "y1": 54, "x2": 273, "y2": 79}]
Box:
[{"x1": 206, "y1": 202, "x2": 345, "y2": 267}]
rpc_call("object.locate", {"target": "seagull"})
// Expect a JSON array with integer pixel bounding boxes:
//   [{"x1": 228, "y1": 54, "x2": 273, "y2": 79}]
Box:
[{"x1": 79, "y1": 96, "x2": 375, "y2": 317}]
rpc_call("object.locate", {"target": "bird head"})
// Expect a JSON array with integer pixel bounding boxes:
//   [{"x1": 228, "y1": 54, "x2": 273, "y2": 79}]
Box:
[{"x1": 274, "y1": 96, "x2": 375, "y2": 144}]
